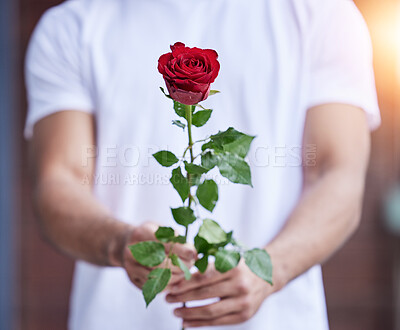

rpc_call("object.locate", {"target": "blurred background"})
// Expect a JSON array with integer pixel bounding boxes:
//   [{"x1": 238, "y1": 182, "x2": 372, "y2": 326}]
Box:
[{"x1": 0, "y1": 0, "x2": 400, "y2": 329}]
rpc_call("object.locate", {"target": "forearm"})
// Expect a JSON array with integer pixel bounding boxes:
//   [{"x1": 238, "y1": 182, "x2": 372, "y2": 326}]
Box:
[
  {"x1": 33, "y1": 170, "x2": 134, "y2": 267},
  {"x1": 266, "y1": 168, "x2": 365, "y2": 290}
]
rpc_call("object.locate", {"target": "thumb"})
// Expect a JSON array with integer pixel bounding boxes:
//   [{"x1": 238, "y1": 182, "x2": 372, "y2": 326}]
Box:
[{"x1": 171, "y1": 243, "x2": 197, "y2": 262}]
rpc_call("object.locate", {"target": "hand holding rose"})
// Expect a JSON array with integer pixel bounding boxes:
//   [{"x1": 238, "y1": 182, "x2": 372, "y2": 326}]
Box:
[
  {"x1": 123, "y1": 222, "x2": 196, "y2": 290},
  {"x1": 166, "y1": 260, "x2": 275, "y2": 328}
]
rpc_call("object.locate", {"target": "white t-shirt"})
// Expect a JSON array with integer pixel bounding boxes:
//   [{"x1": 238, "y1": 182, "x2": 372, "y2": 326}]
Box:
[{"x1": 25, "y1": 0, "x2": 380, "y2": 329}]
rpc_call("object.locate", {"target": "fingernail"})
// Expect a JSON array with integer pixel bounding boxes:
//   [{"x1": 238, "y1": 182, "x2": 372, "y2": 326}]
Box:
[{"x1": 174, "y1": 309, "x2": 182, "y2": 317}]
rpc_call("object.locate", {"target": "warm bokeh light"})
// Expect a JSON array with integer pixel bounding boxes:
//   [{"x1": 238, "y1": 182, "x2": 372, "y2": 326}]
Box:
[
  {"x1": 362, "y1": 0, "x2": 399, "y2": 88},
  {"x1": 369, "y1": 3, "x2": 398, "y2": 57}
]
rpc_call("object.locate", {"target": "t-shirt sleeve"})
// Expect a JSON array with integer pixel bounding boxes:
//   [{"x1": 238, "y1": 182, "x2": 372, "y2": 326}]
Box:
[
  {"x1": 307, "y1": 0, "x2": 381, "y2": 130},
  {"x1": 24, "y1": 4, "x2": 93, "y2": 139}
]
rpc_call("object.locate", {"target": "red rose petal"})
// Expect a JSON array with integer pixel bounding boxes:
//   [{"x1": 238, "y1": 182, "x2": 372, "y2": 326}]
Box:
[
  {"x1": 166, "y1": 80, "x2": 209, "y2": 105},
  {"x1": 170, "y1": 42, "x2": 185, "y2": 52},
  {"x1": 164, "y1": 65, "x2": 177, "y2": 79},
  {"x1": 159, "y1": 43, "x2": 219, "y2": 104},
  {"x1": 158, "y1": 53, "x2": 173, "y2": 75},
  {"x1": 203, "y1": 49, "x2": 218, "y2": 60}
]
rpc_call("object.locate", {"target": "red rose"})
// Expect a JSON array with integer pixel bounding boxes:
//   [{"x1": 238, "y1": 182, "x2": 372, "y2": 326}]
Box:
[{"x1": 158, "y1": 42, "x2": 220, "y2": 105}]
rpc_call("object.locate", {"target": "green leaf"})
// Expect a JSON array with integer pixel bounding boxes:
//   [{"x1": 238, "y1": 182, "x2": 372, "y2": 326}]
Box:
[
  {"x1": 210, "y1": 127, "x2": 244, "y2": 149},
  {"x1": 223, "y1": 134, "x2": 255, "y2": 158},
  {"x1": 201, "y1": 152, "x2": 220, "y2": 170},
  {"x1": 194, "y1": 231, "x2": 232, "y2": 256},
  {"x1": 155, "y1": 226, "x2": 186, "y2": 244},
  {"x1": 170, "y1": 167, "x2": 189, "y2": 202},
  {"x1": 201, "y1": 141, "x2": 223, "y2": 153},
  {"x1": 196, "y1": 179, "x2": 218, "y2": 212},
  {"x1": 129, "y1": 241, "x2": 166, "y2": 267},
  {"x1": 207, "y1": 128, "x2": 255, "y2": 157},
  {"x1": 188, "y1": 173, "x2": 202, "y2": 187},
  {"x1": 216, "y1": 231, "x2": 233, "y2": 248},
  {"x1": 195, "y1": 255, "x2": 209, "y2": 273},
  {"x1": 153, "y1": 151, "x2": 179, "y2": 167},
  {"x1": 174, "y1": 101, "x2": 194, "y2": 119},
  {"x1": 171, "y1": 254, "x2": 191, "y2": 280},
  {"x1": 194, "y1": 235, "x2": 212, "y2": 254},
  {"x1": 143, "y1": 268, "x2": 171, "y2": 306},
  {"x1": 218, "y1": 153, "x2": 252, "y2": 186},
  {"x1": 192, "y1": 110, "x2": 212, "y2": 127},
  {"x1": 244, "y1": 248, "x2": 273, "y2": 285},
  {"x1": 171, "y1": 207, "x2": 196, "y2": 227},
  {"x1": 209, "y1": 90, "x2": 220, "y2": 96},
  {"x1": 172, "y1": 120, "x2": 186, "y2": 130},
  {"x1": 171, "y1": 235, "x2": 186, "y2": 244},
  {"x1": 185, "y1": 162, "x2": 209, "y2": 175},
  {"x1": 198, "y1": 219, "x2": 227, "y2": 244},
  {"x1": 173, "y1": 101, "x2": 186, "y2": 118},
  {"x1": 215, "y1": 249, "x2": 241, "y2": 273},
  {"x1": 160, "y1": 87, "x2": 172, "y2": 99},
  {"x1": 155, "y1": 226, "x2": 175, "y2": 242}
]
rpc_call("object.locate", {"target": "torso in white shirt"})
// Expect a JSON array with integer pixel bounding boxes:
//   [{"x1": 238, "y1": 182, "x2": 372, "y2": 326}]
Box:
[{"x1": 25, "y1": 0, "x2": 380, "y2": 329}]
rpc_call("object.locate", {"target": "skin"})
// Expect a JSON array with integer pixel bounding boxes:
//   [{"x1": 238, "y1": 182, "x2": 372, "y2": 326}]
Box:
[
  {"x1": 165, "y1": 103, "x2": 371, "y2": 327},
  {"x1": 30, "y1": 103, "x2": 370, "y2": 327}
]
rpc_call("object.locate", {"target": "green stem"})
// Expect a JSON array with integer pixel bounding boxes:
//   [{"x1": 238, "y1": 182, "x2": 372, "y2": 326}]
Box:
[
  {"x1": 185, "y1": 104, "x2": 195, "y2": 212},
  {"x1": 182, "y1": 104, "x2": 194, "y2": 330},
  {"x1": 182, "y1": 138, "x2": 210, "y2": 160},
  {"x1": 181, "y1": 145, "x2": 191, "y2": 160},
  {"x1": 186, "y1": 105, "x2": 194, "y2": 163}
]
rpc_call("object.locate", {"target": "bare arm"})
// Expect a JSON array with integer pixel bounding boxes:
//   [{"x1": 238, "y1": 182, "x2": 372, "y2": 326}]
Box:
[
  {"x1": 167, "y1": 104, "x2": 371, "y2": 327},
  {"x1": 267, "y1": 103, "x2": 370, "y2": 288},
  {"x1": 30, "y1": 111, "x2": 194, "y2": 287},
  {"x1": 30, "y1": 111, "x2": 131, "y2": 266}
]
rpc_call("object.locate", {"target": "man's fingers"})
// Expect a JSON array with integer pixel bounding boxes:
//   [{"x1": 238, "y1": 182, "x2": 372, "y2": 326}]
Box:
[
  {"x1": 169, "y1": 243, "x2": 197, "y2": 261},
  {"x1": 166, "y1": 278, "x2": 233, "y2": 303},
  {"x1": 166, "y1": 273, "x2": 185, "y2": 289},
  {"x1": 143, "y1": 221, "x2": 159, "y2": 232},
  {"x1": 125, "y1": 264, "x2": 151, "y2": 289},
  {"x1": 168, "y1": 265, "x2": 229, "y2": 295},
  {"x1": 174, "y1": 297, "x2": 244, "y2": 323},
  {"x1": 127, "y1": 263, "x2": 184, "y2": 289},
  {"x1": 182, "y1": 312, "x2": 249, "y2": 328}
]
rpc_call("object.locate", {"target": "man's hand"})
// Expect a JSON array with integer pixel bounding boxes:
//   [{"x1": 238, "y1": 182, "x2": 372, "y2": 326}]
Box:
[
  {"x1": 122, "y1": 222, "x2": 196, "y2": 289},
  {"x1": 165, "y1": 261, "x2": 274, "y2": 328}
]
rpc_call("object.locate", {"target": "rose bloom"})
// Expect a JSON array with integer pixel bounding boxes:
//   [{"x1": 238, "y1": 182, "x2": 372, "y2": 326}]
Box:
[{"x1": 158, "y1": 42, "x2": 220, "y2": 105}]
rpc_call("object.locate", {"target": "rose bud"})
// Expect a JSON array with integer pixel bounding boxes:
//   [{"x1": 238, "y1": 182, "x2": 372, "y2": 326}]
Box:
[{"x1": 158, "y1": 42, "x2": 220, "y2": 105}]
